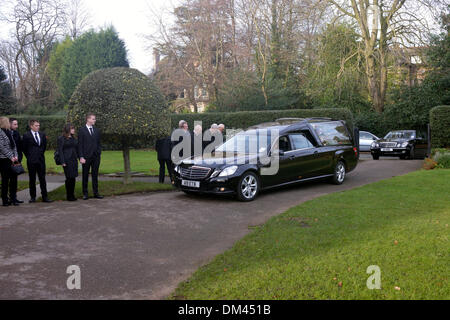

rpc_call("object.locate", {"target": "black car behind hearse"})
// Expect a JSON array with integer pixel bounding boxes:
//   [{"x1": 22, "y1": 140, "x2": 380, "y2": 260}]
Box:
[
  {"x1": 173, "y1": 118, "x2": 359, "y2": 201},
  {"x1": 370, "y1": 130, "x2": 429, "y2": 160}
]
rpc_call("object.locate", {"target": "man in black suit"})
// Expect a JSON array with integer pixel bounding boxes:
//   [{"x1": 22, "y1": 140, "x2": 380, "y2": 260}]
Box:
[
  {"x1": 8, "y1": 118, "x2": 24, "y2": 204},
  {"x1": 78, "y1": 113, "x2": 103, "y2": 200},
  {"x1": 155, "y1": 136, "x2": 174, "y2": 183},
  {"x1": 22, "y1": 119, "x2": 53, "y2": 203}
]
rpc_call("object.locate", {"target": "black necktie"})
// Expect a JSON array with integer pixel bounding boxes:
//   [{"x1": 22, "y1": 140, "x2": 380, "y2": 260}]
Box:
[
  {"x1": 34, "y1": 132, "x2": 40, "y2": 146},
  {"x1": 89, "y1": 127, "x2": 94, "y2": 136}
]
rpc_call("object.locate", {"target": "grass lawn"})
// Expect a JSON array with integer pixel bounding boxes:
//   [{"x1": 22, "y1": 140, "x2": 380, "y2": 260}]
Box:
[
  {"x1": 0, "y1": 180, "x2": 30, "y2": 193},
  {"x1": 23, "y1": 150, "x2": 161, "y2": 176},
  {"x1": 172, "y1": 169, "x2": 450, "y2": 300},
  {"x1": 43, "y1": 180, "x2": 174, "y2": 201}
]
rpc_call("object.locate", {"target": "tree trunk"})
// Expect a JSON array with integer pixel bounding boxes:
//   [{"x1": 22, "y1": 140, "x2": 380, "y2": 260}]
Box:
[{"x1": 122, "y1": 144, "x2": 131, "y2": 185}]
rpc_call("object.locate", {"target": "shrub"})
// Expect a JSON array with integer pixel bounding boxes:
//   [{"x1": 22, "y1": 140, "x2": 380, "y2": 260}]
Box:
[
  {"x1": 434, "y1": 151, "x2": 450, "y2": 169},
  {"x1": 12, "y1": 115, "x2": 66, "y2": 149},
  {"x1": 68, "y1": 67, "x2": 170, "y2": 183},
  {"x1": 430, "y1": 106, "x2": 450, "y2": 148},
  {"x1": 422, "y1": 158, "x2": 438, "y2": 170},
  {"x1": 353, "y1": 112, "x2": 388, "y2": 138},
  {"x1": 171, "y1": 108, "x2": 354, "y2": 134}
]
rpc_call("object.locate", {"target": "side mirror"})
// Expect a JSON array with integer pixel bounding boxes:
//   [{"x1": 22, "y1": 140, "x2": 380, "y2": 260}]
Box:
[{"x1": 271, "y1": 150, "x2": 284, "y2": 157}]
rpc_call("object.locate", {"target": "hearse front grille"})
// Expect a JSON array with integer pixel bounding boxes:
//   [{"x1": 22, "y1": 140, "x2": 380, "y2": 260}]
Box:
[{"x1": 180, "y1": 166, "x2": 211, "y2": 180}]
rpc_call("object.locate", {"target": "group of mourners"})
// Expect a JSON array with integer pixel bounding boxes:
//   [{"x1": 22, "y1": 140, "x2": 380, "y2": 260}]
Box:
[
  {"x1": 1, "y1": 116, "x2": 227, "y2": 206},
  {"x1": 155, "y1": 120, "x2": 226, "y2": 184},
  {"x1": 0, "y1": 113, "x2": 103, "y2": 207}
]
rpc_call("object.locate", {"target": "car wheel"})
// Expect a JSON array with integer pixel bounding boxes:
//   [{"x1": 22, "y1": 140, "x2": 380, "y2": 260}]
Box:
[
  {"x1": 372, "y1": 155, "x2": 379, "y2": 160},
  {"x1": 331, "y1": 161, "x2": 346, "y2": 185},
  {"x1": 237, "y1": 171, "x2": 260, "y2": 202}
]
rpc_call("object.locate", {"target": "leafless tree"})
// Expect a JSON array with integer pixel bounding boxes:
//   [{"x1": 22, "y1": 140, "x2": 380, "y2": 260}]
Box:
[
  {"x1": 1, "y1": 0, "x2": 66, "y2": 109},
  {"x1": 147, "y1": 0, "x2": 235, "y2": 112},
  {"x1": 65, "y1": 0, "x2": 91, "y2": 39},
  {"x1": 325, "y1": 0, "x2": 440, "y2": 113}
]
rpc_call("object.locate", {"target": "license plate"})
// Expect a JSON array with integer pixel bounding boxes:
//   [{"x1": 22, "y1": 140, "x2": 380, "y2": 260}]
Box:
[
  {"x1": 381, "y1": 148, "x2": 393, "y2": 152},
  {"x1": 182, "y1": 180, "x2": 200, "y2": 188}
]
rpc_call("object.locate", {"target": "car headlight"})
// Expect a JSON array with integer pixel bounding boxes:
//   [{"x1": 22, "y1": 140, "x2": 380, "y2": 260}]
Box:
[
  {"x1": 371, "y1": 142, "x2": 379, "y2": 148},
  {"x1": 174, "y1": 165, "x2": 180, "y2": 173},
  {"x1": 219, "y1": 166, "x2": 238, "y2": 177},
  {"x1": 210, "y1": 169, "x2": 221, "y2": 178},
  {"x1": 401, "y1": 142, "x2": 409, "y2": 148}
]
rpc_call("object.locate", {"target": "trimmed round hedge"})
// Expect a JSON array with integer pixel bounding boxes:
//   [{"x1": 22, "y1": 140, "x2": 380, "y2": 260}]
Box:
[
  {"x1": 430, "y1": 105, "x2": 450, "y2": 148},
  {"x1": 68, "y1": 67, "x2": 170, "y2": 146}
]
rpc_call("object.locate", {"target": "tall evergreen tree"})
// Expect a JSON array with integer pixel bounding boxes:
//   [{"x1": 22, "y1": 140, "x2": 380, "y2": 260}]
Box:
[{"x1": 59, "y1": 26, "x2": 129, "y2": 103}]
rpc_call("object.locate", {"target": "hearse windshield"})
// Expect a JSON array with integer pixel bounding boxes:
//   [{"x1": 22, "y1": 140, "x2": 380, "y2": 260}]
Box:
[{"x1": 215, "y1": 130, "x2": 274, "y2": 154}]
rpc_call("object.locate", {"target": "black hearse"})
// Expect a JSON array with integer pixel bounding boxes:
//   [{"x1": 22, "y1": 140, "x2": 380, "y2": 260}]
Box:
[
  {"x1": 173, "y1": 118, "x2": 359, "y2": 201},
  {"x1": 370, "y1": 130, "x2": 428, "y2": 160}
]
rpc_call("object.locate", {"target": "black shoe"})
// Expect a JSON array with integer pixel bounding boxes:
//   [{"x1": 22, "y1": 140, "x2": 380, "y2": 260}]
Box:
[
  {"x1": 15, "y1": 199, "x2": 24, "y2": 204},
  {"x1": 93, "y1": 194, "x2": 104, "y2": 199},
  {"x1": 10, "y1": 198, "x2": 24, "y2": 204},
  {"x1": 2, "y1": 202, "x2": 9, "y2": 207},
  {"x1": 67, "y1": 197, "x2": 78, "y2": 202},
  {"x1": 83, "y1": 194, "x2": 89, "y2": 200},
  {"x1": 42, "y1": 198, "x2": 54, "y2": 203},
  {"x1": 12, "y1": 201, "x2": 20, "y2": 206},
  {"x1": 29, "y1": 198, "x2": 36, "y2": 203}
]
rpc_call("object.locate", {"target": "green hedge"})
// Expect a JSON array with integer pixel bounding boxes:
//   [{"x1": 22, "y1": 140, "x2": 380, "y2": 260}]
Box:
[
  {"x1": 170, "y1": 108, "x2": 355, "y2": 134},
  {"x1": 11, "y1": 115, "x2": 66, "y2": 149},
  {"x1": 430, "y1": 106, "x2": 450, "y2": 148},
  {"x1": 9, "y1": 108, "x2": 354, "y2": 149}
]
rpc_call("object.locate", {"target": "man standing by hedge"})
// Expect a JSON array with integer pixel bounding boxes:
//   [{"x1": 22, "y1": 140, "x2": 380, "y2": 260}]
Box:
[
  {"x1": 78, "y1": 113, "x2": 103, "y2": 200},
  {"x1": 22, "y1": 120, "x2": 53, "y2": 203}
]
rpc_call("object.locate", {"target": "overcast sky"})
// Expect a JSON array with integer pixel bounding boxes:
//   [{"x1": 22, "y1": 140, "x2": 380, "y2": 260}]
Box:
[
  {"x1": 0, "y1": 0, "x2": 178, "y2": 74},
  {"x1": 84, "y1": 0, "x2": 169, "y2": 74}
]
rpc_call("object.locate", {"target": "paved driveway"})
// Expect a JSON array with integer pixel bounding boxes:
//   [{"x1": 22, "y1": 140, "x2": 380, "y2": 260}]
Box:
[{"x1": 0, "y1": 157, "x2": 423, "y2": 299}]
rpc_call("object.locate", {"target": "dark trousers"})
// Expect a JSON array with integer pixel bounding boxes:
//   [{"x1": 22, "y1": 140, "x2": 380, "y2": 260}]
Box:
[
  {"x1": 82, "y1": 155, "x2": 100, "y2": 195},
  {"x1": 158, "y1": 159, "x2": 174, "y2": 183},
  {"x1": 1, "y1": 158, "x2": 14, "y2": 204},
  {"x1": 65, "y1": 178, "x2": 76, "y2": 200},
  {"x1": 9, "y1": 174, "x2": 18, "y2": 201},
  {"x1": 27, "y1": 161, "x2": 48, "y2": 199}
]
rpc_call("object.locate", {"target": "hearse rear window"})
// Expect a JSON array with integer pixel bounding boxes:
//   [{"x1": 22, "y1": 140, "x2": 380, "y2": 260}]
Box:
[{"x1": 311, "y1": 121, "x2": 352, "y2": 146}]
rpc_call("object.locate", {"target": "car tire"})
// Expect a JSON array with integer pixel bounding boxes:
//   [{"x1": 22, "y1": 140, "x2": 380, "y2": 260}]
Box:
[
  {"x1": 330, "y1": 161, "x2": 346, "y2": 185},
  {"x1": 237, "y1": 171, "x2": 260, "y2": 202},
  {"x1": 372, "y1": 155, "x2": 379, "y2": 160}
]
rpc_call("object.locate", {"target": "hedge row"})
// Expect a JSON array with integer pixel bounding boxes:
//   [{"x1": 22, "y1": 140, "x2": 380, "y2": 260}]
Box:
[
  {"x1": 9, "y1": 108, "x2": 355, "y2": 150},
  {"x1": 353, "y1": 112, "x2": 430, "y2": 139},
  {"x1": 12, "y1": 115, "x2": 67, "y2": 149},
  {"x1": 171, "y1": 108, "x2": 355, "y2": 133},
  {"x1": 430, "y1": 106, "x2": 450, "y2": 148}
]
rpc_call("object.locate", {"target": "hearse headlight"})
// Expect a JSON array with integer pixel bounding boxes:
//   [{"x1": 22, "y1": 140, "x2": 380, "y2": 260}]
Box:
[
  {"x1": 371, "y1": 142, "x2": 379, "y2": 148},
  {"x1": 174, "y1": 165, "x2": 181, "y2": 173},
  {"x1": 401, "y1": 142, "x2": 409, "y2": 148},
  {"x1": 219, "y1": 166, "x2": 238, "y2": 177},
  {"x1": 210, "y1": 169, "x2": 221, "y2": 178}
]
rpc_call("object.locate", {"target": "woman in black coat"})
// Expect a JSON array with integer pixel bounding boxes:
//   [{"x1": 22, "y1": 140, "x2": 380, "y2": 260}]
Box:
[
  {"x1": 0, "y1": 117, "x2": 19, "y2": 206},
  {"x1": 57, "y1": 124, "x2": 79, "y2": 201}
]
